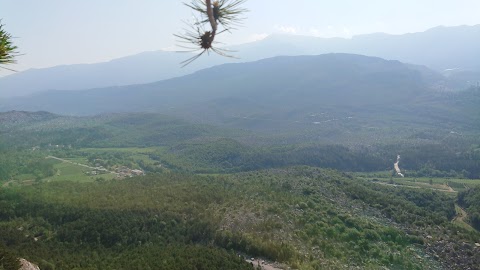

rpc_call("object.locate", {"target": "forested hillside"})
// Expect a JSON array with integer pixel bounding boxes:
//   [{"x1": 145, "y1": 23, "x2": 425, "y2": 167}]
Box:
[
  {"x1": 1, "y1": 110, "x2": 479, "y2": 178},
  {"x1": 1, "y1": 168, "x2": 478, "y2": 269},
  {"x1": 1, "y1": 109, "x2": 479, "y2": 269},
  {"x1": 0, "y1": 54, "x2": 447, "y2": 116}
]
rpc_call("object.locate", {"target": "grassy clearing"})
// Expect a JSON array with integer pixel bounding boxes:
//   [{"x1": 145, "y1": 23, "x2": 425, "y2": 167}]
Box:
[
  {"x1": 76, "y1": 147, "x2": 167, "y2": 170},
  {"x1": 80, "y1": 147, "x2": 163, "y2": 154},
  {"x1": 39, "y1": 147, "x2": 168, "y2": 183},
  {"x1": 13, "y1": 173, "x2": 37, "y2": 181},
  {"x1": 44, "y1": 162, "x2": 116, "y2": 183}
]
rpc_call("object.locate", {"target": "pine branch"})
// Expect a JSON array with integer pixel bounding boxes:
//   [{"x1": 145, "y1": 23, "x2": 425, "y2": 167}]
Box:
[
  {"x1": 206, "y1": 0, "x2": 218, "y2": 37},
  {"x1": 176, "y1": 0, "x2": 247, "y2": 66},
  {"x1": 0, "y1": 20, "x2": 19, "y2": 71}
]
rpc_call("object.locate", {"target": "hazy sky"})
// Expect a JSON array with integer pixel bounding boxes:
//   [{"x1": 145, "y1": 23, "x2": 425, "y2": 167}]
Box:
[{"x1": 1, "y1": 0, "x2": 480, "y2": 73}]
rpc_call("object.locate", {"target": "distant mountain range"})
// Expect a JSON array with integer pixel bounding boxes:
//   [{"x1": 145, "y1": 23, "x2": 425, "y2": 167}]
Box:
[
  {"x1": 0, "y1": 53, "x2": 435, "y2": 113},
  {"x1": 2, "y1": 53, "x2": 479, "y2": 140},
  {"x1": 1, "y1": 25, "x2": 480, "y2": 98}
]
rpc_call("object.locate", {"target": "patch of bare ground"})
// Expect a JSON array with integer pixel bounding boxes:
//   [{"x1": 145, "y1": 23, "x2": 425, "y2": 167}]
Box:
[
  {"x1": 246, "y1": 258, "x2": 286, "y2": 270},
  {"x1": 424, "y1": 232, "x2": 480, "y2": 270}
]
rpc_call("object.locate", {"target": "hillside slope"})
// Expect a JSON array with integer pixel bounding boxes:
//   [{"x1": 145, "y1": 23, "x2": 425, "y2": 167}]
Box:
[
  {"x1": 0, "y1": 54, "x2": 437, "y2": 113},
  {"x1": 2, "y1": 167, "x2": 476, "y2": 269},
  {"x1": 3, "y1": 53, "x2": 477, "y2": 134}
]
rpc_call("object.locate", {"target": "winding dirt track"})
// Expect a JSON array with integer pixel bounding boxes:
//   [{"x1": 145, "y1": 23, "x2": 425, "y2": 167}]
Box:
[
  {"x1": 394, "y1": 155, "x2": 404, "y2": 177},
  {"x1": 453, "y1": 204, "x2": 470, "y2": 225},
  {"x1": 374, "y1": 182, "x2": 457, "y2": 193},
  {"x1": 2, "y1": 180, "x2": 15, "y2": 187}
]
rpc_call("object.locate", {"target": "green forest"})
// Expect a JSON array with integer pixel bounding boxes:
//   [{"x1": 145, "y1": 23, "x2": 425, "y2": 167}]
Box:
[
  {"x1": 1, "y1": 168, "x2": 478, "y2": 269},
  {"x1": 0, "y1": 111, "x2": 479, "y2": 269}
]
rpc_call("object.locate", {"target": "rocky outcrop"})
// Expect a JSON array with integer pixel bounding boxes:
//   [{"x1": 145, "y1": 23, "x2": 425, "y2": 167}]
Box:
[
  {"x1": 19, "y1": 259, "x2": 40, "y2": 270},
  {"x1": 425, "y1": 238, "x2": 480, "y2": 270}
]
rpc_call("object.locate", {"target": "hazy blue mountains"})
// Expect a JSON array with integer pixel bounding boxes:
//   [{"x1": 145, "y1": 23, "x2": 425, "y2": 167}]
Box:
[
  {"x1": 0, "y1": 54, "x2": 435, "y2": 114},
  {"x1": 1, "y1": 25, "x2": 480, "y2": 98}
]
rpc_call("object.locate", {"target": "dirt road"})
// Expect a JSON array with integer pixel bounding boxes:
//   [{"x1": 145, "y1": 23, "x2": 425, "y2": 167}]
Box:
[
  {"x1": 373, "y1": 181, "x2": 457, "y2": 193},
  {"x1": 2, "y1": 180, "x2": 15, "y2": 188},
  {"x1": 46, "y1": 156, "x2": 118, "y2": 175},
  {"x1": 453, "y1": 204, "x2": 468, "y2": 223},
  {"x1": 394, "y1": 155, "x2": 404, "y2": 177}
]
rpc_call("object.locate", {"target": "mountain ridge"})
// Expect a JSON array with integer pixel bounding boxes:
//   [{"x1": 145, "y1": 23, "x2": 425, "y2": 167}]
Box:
[
  {"x1": 1, "y1": 25, "x2": 480, "y2": 98},
  {"x1": 0, "y1": 53, "x2": 438, "y2": 115}
]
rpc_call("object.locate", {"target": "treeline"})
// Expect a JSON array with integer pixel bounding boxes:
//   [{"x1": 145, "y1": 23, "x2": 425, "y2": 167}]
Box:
[
  {"x1": 391, "y1": 143, "x2": 480, "y2": 179},
  {"x1": 164, "y1": 138, "x2": 389, "y2": 173},
  {"x1": 162, "y1": 138, "x2": 480, "y2": 178}
]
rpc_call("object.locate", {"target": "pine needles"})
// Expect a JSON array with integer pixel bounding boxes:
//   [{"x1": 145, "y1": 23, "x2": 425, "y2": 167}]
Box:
[
  {"x1": 176, "y1": 0, "x2": 248, "y2": 67},
  {"x1": 0, "y1": 20, "x2": 19, "y2": 71}
]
